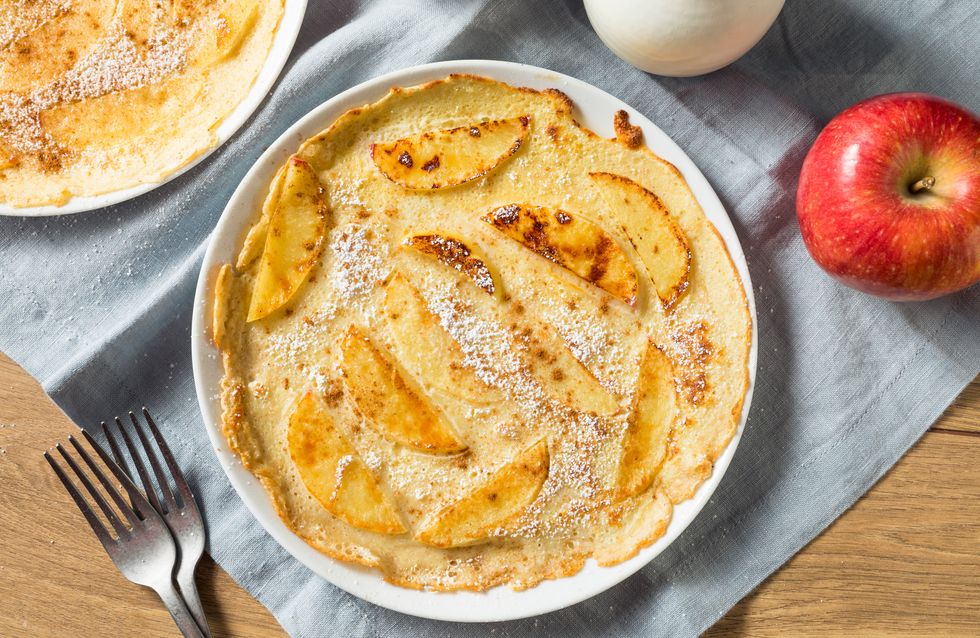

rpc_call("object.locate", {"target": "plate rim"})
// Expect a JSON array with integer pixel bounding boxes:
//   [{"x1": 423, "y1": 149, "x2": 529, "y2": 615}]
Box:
[
  {"x1": 0, "y1": 0, "x2": 309, "y2": 217},
  {"x1": 191, "y1": 59, "x2": 758, "y2": 623}
]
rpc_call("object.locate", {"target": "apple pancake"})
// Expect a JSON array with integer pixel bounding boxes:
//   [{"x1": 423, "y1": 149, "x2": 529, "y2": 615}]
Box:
[
  {"x1": 213, "y1": 74, "x2": 751, "y2": 591},
  {"x1": 0, "y1": 0, "x2": 284, "y2": 208}
]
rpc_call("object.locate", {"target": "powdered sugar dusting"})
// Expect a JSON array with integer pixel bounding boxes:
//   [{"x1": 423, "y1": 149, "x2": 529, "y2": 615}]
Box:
[
  {"x1": 329, "y1": 177, "x2": 367, "y2": 209},
  {"x1": 0, "y1": 9, "x2": 197, "y2": 168},
  {"x1": 421, "y1": 280, "x2": 627, "y2": 537},
  {"x1": 47, "y1": 25, "x2": 188, "y2": 104},
  {"x1": 264, "y1": 223, "x2": 389, "y2": 384},
  {"x1": 0, "y1": 0, "x2": 71, "y2": 49},
  {"x1": 425, "y1": 281, "x2": 548, "y2": 415},
  {"x1": 334, "y1": 454, "x2": 355, "y2": 489},
  {"x1": 328, "y1": 223, "x2": 391, "y2": 304},
  {"x1": 540, "y1": 293, "x2": 631, "y2": 395}
]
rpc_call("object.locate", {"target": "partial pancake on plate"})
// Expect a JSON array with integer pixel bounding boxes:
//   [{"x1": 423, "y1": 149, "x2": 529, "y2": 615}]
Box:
[
  {"x1": 0, "y1": 0, "x2": 285, "y2": 208},
  {"x1": 212, "y1": 74, "x2": 751, "y2": 591}
]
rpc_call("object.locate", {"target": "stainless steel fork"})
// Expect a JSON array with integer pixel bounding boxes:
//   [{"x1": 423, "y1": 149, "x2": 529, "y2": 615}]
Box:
[
  {"x1": 45, "y1": 434, "x2": 206, "y2": 638},
  {"x1": 102, "y1": 409, "x2": 212, "y2": 638}
]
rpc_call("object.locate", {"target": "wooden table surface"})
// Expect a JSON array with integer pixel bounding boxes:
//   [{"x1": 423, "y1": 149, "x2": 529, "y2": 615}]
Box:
[{"x1": 0, "y1": 351, "x2": 977, "y2": 637}]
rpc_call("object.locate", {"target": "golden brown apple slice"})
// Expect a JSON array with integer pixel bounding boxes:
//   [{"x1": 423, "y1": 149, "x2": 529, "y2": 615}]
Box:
[
  {"x1": 483, "y1": 204, "x2": 639, "y2": 306},
  {"x1": 519, "y1": 318, "x2": 621, "y2": 415},
  {"x1": 193, "y1": 0, "x2": 260, "y2": 65},
  {"x1": 237, "y1": 164, "x2": 286, "y2": 270},
  {"x1": 340, "y1": 325, "x2": 466, "y2": 453},
  {"x1": 416, "y1": 440, "x2": 549, "y2": 547},
  {"x1": 216, "y1": 0, "x2": 259, "y2": 57},
  {"x1": 247, "y1": 157, "x2": 328, "y2": 321},
  {"x1": 287, "y1": 392, "x2": 405, "y2": 534},
  {"x1": 590, "y1": 172, "x2": 691, "y2": 309},
  {"x1": 404, "y1": 234, "x2": 497, "y2": 295},
  {"x1": 383, "y1": 273, "x2": 496, "y2": 403},
  {"x1": 618, "y1": 342, "x2": 677, "y2": 497},
  {"x1": 371, "y1": 116, "x2": 529, "y2": 190},
  {"x1": 40, "y1": 78, "x2": 205, "y2": 155}
]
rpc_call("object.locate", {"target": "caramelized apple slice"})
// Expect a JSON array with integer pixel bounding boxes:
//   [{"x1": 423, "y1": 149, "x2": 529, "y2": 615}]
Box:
[
  {"x1": 483, "y1": 204, "x2": 638, "y2": 306},
  {"x1": 194, "y1": 0, "x2": 260, "y2": 65},
  {"x1": 216, "y1": 0, "x2": 259, "y2": 58},
  {"x1": 237, "y1": 164, "x2": 286, "y2": 269},
  {"x1": 416, "y1": 440, "x2": 549, "y2": 547},
  {"x1": 40, "y1": 78, "x2": 205, "y2": 154},
  {"x1": 590, "y1": 172, "x2": 691, "y2": 309},
  {"x1": 371, "y1": 116, "x2": 529, "y2": 189},
  {"x1": 404, "y1": 234, "x2": 496, "y2": 295},
  {"x1": 383, "y1": 273, "x2": 496, "y2": 403},
  {"x1": 287, "y1": 392, "x2": 405, "y2": 534},
  {"x1": 247, "y1": 157, "x2": 328, "y2": 321},
  {"x1": 340, "y1": 325, "x2": 465, "y2": 453},
  {"x1": 618, "y1": 342, "x2": 677, "y2": 497}
]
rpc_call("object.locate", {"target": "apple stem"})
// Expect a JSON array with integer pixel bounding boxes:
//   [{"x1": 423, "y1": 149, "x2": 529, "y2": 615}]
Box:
[{"x1": 909, "y1": 176, "x2": 935, "y2": 194}]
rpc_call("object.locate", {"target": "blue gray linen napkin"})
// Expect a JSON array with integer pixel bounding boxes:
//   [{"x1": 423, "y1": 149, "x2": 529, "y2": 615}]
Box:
[{"x1": 1, "y1": 1, "x2": 978, "y2": 635}]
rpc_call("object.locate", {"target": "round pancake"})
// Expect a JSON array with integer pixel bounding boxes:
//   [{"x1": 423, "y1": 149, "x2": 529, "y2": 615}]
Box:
[
  {"x1": 213, "y1": 74, "x2": 751, "y2": 591},
  {"x1": 0, "y1": 0, "x2": 284, "y2": 208}
]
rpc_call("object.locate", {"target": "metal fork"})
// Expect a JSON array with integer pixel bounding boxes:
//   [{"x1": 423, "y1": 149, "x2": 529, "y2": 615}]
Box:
[
  {"x1": 45, "y1": 434, "x2": 206, "y2": 638},
  {"x1": 102, "y1": 409, "x2": 212, "y2": 638}
]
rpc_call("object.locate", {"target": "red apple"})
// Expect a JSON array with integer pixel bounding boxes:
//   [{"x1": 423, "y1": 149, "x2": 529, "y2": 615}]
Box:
[{"x1": 796, "y1": 92, "x2": 980, "y2": 301}]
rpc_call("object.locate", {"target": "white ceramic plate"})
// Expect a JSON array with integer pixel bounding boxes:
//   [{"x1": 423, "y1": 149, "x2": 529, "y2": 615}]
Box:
[
  {"x1": 0, "y1": 0, "x2": 308, "y2": 217},
  {"x1": 191, "y1": 60, "x2": 758, "y2": 623}
]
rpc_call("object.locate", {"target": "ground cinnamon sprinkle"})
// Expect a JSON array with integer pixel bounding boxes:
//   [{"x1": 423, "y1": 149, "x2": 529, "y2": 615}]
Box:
[
  {"x1": 668, "y1": 320, "x2": 713, "y2": 404},
  {"x1": 0, "y1": 5, "x2": 197, "y2": 171}
]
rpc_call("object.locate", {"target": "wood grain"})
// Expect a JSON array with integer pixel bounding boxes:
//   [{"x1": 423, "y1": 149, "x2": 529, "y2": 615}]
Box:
[
  {"x1": 705, "y1": 428, "x2": 980, "y2": 637},
  {"x1": 0, "y1": 351, "x2": 976, "y2": 636},
  {"x1": 933, "y1": 380, "x2": 980, "y2": 435},
  {"x1": 0, "y1": 352, "x2": 284, "y2": 638}
]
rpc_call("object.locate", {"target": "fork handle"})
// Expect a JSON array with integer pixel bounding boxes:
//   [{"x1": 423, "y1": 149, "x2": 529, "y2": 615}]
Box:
[
  {"x1": 154, "y1": 582, "x2": 207, "y2": 638},
  {"x1": 177, "y1": 568, "x2": 212, "y2": 638}
]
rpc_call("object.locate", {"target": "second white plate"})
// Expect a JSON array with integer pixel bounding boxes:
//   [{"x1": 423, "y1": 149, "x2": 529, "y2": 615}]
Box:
[
  {"x1": 1, "y1": 0, "x2": 308, "y2": 217},
  {"x1": 191, "y1": 60, "x2": 758, "y2": 623}
]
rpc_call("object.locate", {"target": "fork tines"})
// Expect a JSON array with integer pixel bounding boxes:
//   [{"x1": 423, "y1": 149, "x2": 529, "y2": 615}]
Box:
[
  {"x1": 44, "y1": 435, "x2": 141, "y2": 544},
  {"x1": 100, "y1": 409, "x2": 211, "y2": 638},
  {"x1": 44, "y1": 412, "x2": 209, "y2": 638},
  {"x1": 103, "y1": 410, "x2": 180, "y2": 514}
]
